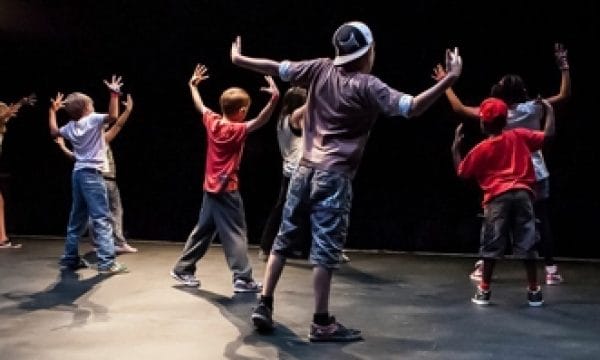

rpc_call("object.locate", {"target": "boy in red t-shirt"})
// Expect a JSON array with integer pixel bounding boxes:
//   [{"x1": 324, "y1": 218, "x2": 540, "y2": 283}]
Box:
[
  {"x1": 171, "y1": 64, "x2": 279, "y2": 293},
  {"x1": 451, "y1": 97, "x2": 555, "y2": 306}
]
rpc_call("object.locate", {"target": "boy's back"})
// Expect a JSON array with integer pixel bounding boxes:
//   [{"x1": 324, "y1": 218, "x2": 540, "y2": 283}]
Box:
[
  {"x1": 458, "y1": 128, "x2": 545, "y2": 204},
  {"x1": 60, "y1": 112, "x2": 107, "y2": 171},
  {"x1": 281, "y1": 58, "x2": 412, "y2": 178}
]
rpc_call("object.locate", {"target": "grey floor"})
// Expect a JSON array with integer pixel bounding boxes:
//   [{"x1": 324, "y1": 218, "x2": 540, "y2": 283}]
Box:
[{"x1": 1, "y1": 237, "x2": 599, "y2": 360}]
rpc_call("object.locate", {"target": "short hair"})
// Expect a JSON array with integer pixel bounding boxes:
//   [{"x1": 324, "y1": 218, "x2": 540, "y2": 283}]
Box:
[
  {"x1": 219, "y1": 87, "x2": 251, "y2": 117},
  {"x1": 64, "y1": 92, "x2": 93, "y2": 119},
  {"x1": 491, "y1": 74, "x2": 528, "y2": 105}
]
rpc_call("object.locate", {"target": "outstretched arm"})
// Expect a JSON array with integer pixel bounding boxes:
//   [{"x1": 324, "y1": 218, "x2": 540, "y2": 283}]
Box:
[
  {"x1": 49, "y1": 92, "x2": 65, "y2": 138},
  {"x1": 432, "y1": 64, "x2": 479, "y2": 119},
  {"x1": 104, "y1": 74, "x2": 123, "y2": 124},
  {"x1": 230, "y1": 36, "x2": 281, "y2": 77},
  {"x1": 55, "y1": 136, "x2": 75, "y2": 161},
  {"x1": 545, "y1": 43, "x2": 571, "y2": 105},
  {"x1": 451, "y1": 123, "x2": 465, "y2": 172},
  {"x1": 245, "y1": 76, "x2": 280, "y2": 133},
  {"x1": 189, "y1": 64, "x2": 210, "y2": 114},
  {"x1": 105, "y1": 94, "x2": 134, "y2": 143},
  {"x1": 407, "y1": 48, "x2": 463, "y2": 118}
]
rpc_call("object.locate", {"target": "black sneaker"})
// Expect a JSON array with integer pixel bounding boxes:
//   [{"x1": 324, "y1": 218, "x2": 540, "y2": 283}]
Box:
[
  {"x1": 309, "y1": 317, "x2": 362, "y2": 342},
  {"x1": 527, "y1": 286, "x2": 544, "y2": 307},
  {"x1": 59, "y1": 258, "x2": 90, "y2": 271},
  {"x1": 471, "y1": 286, "x2": 491, "y2": 305},
  {"x1": 251, "y1": 303, "x2": 274, "y2": 332}
]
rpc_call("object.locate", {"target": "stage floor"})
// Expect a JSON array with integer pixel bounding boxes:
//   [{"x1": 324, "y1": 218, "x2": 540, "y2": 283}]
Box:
[{"x1": 1, "y1": 237, "x2": 599, "y2": 359}]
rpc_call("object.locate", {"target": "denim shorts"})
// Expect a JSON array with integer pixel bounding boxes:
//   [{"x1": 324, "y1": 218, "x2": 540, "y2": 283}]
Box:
[{"x1": 272, "y1": 166, "x2": 352, "y2": 269}]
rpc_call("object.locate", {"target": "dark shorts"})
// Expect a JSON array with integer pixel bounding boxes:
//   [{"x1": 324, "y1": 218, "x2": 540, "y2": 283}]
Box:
[
  {"x1": 272, "y1": 165, "x2": 352, "y2": 269},
  {"x1": 534, "y1": 177, "x2": 550, "y2": 200},
  {"x1": 480, "y1": 189, "x2": 538, "y2": 259}
]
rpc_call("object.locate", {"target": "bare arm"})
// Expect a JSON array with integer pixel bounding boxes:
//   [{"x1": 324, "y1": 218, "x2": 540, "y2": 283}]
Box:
[
  {"x1": 188, "y1": 64, "x2": 210, "y2": 114},
  {"x1": 105, "y1": 94, "x2": 134, "y2": 143},
  {"x1": 540, "y1": 99, "x2": 555, "y2": 139},
  {"x1": 104, "y1": 74, "x2": 123, "y2": 123},
  {"x1": 230, "y1": 36, "x2": 281, "y2": 77},
  {"x1": 49, "y1": 92, "x2": 65, "y2": 138},
  {"x1": 55, "y1": 136, "x2": 75, "y2": 160},
  {"x1": 407, "y1": 48, "x2": 463, "y2": 118},
  {"x1": 245, "y1": 76, "x2": 280, "y2": 133},
  {"x1": 545, "y1": 43, "x2": 571, "y2": 105},
  {"x1": 432, "y1": 64, "x2": 479, "y2": 119},
  {"x1": 451, "y1": 123, "x2": 465, "y2": 172},
  {"x1": 289, "y1": 103, "x2": 306, "y2": 131}
]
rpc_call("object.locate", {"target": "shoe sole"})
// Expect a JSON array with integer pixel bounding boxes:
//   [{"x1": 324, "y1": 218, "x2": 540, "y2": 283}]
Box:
[
  {"x1": 308, "y1": 334, "x2": 363, "y2": 342},
  {"x1": 252, "y1": 313, "x2": 274, "y2": 332},
  {"x1": 234, "y1": 287, "x2": 261, "y2": 293},
  {"x1": 170, "y1": 271, "x2": 199, "y2": 287},
  {"x1": 528, "y1": 301, "x2": 544, "y2": 307},
  {"x1": 471, "y1": 298, "x2": 490, "y2": 305}
]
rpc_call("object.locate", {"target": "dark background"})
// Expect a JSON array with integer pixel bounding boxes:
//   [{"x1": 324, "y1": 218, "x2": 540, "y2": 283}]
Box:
[{"x1": 0, "y1": 0, "x2": 597, "y2": 257}]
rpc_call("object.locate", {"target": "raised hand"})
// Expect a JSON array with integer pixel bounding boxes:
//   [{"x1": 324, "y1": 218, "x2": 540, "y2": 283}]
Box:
[
  {"x1": 445, "y1": 47, "x2": 463, "y2": 79},
  {"x1": 231, "y1": 36, "x2": 242, "y2": 63},
  {"x1": 104, "y1": 74, "x2": 124, "y2": 94},
  {"x1": 122, "y1": 94, "x2": 134, "y2": 111},
  {"x1": 260, "y1": 75, "x2": 279, "y2": 100},
  {"x1": 189, "y1": 64, "x2": 209, "y2": 87},
  {"x1": 50, "y1": 92, "x2": 65, "y2": 112},
  {"x1": 554, "y1": 43, "x2": 569, "y2": 70},
  {"x1": 431, "y1": 64, "x2": 447, "y2": 82}
]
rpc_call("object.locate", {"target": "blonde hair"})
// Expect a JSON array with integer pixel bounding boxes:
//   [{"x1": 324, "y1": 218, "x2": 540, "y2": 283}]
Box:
[
  {"x1": 64, "y1": 92, "x2": 93, "y2": 119},
  {"x1": 219, "y1": 87, "x2": 251, "y2": 117}
]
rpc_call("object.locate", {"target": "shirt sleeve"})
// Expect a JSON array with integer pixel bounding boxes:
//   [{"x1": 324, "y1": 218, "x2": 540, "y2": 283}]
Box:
[
  {"x1": 91, "y1": 113, "x2": 108, "y2": 127},
  {"x1": 457, "y1": 147, "x2": 482, "y2": 179},
  {"x1": 279, "y1": 59, "x2": 326, "y2": 86},
  {"x1": 58, "y1": 123, "x2": 71, "y2": 140},
  {"x1": 366, "y1": 76, "x2": 414, "y2": 118},
  {"x1": 514, "y1": 128, "x2": 545, "y2": 151}
]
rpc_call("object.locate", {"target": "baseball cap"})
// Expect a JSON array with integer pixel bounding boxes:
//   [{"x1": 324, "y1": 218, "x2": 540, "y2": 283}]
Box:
[
  {"x1": 332, "y1": 21, "x2": 374, "y2": 66},
  {"x1": 479, "y1": 97, "x2": 508, "y2": 123}
]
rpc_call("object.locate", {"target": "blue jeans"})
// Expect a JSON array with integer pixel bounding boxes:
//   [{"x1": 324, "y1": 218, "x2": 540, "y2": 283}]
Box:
[{"x1": 61, "y1": 168, "x2": 115, "y2": 270}]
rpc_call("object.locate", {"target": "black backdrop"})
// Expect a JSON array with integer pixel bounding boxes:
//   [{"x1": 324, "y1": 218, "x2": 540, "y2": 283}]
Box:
[{"x1": 0, "y1": 0, "x2": 597, "y2": 257}]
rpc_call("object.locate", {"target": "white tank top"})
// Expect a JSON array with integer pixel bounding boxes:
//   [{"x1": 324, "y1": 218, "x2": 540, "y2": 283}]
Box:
[{"x1": 277, "y1": 115, "x2": 302, "y2": 177}]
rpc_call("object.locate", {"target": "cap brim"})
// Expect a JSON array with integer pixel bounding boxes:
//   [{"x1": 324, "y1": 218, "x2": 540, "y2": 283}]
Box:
[{"x1": 333, "y1": 45, "x2": 371, "y2": 66}]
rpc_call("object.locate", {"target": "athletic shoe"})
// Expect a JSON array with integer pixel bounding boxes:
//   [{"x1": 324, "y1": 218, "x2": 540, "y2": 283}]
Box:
[
  {"x1": 233, "y1": 279, "x2": 262, "y2": 293},
  {"x1": 528, "y1": 286, "x2": 544, "y2": 307},
  {"x1": 309, "y1": 317, "x2": 362, "y2": 342},
  {"x1": 251, "y1": 303, "x2": 274, "y2": 332},
  {"x1": 471, "y1": 286, "x2": 491, "y2": 305},
  {"x1": 170, "y1": 270, "x2": 200, "y2": 287}
]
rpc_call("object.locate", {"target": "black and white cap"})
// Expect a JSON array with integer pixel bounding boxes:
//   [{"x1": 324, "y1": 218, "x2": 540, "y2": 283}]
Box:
[{"x1": 332, "y1": 21, "x2": 374, "y2": 66}]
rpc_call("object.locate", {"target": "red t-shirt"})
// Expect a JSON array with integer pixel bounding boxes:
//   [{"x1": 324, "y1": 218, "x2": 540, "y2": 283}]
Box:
[
  {"x1": 202, "y1": 109, "x2": 247, "y2": 193},
  {"x1": 457, "y1": 128, "x2": 545, "y2": 205}
]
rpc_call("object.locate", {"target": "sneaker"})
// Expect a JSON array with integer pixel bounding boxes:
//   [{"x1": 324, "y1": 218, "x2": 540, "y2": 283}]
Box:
[
  {"x1": 469, "y1": 260, "x2": 483, "y2": 281},
  {"x1": 527, "y1": 286, "x2": 544, "y2": 307},
  {"x1": 233, "y1": 279, "x2": 262, "y2": 293},
  {"x1": 98, "y1": 262, "x2": 128, "y2": 275},
  {"x1": 170, "y1": 270, "x2": 200, "y2": 287},
  {"x1": 309, "y1": 317, "x2": 362, "y2": 342},
  {"x1": 341, "y1": 252, "x2": 350, "y2": 263},
  {"x1": 545, "y1": 266, "x2": 563, "y2": 285},
  {"x1": 251, "y1": 303, "x2": 274, "y2": 332},
  {"x1": 115, "y1": 243, "x2": 138, "y2": 254},
  {"x1": 471, "y1": 286, "x2": 491, "y2": 305},
  {"x1": 59, "y1": 258, "x2": 90, "y2": 271}
]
